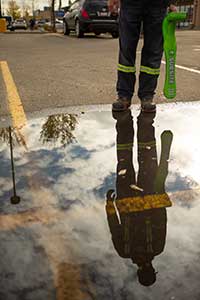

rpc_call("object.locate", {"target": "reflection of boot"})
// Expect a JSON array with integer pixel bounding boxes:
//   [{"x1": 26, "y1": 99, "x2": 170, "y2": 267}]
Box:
[
  {"x1": 112, "y1": 108, "x2": 132, "y2": 122},
  {"x1": 154, "y1": 130, "x2": 173, "y2": 194}
]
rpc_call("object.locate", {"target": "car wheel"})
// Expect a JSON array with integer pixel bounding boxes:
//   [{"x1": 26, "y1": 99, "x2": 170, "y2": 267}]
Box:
[
  {"x1": 111, "y1": 31, "x2": 119, "y2": 38},
  {"x1": 75, "y1": 20, "x2": 84, "y2": 38},
  {"x1": 63, "y1": 21, "x2": 70, "y2": 35}
]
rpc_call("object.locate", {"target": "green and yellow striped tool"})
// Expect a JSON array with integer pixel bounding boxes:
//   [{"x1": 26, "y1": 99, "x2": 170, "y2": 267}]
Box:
[{"x1": 162, "y1": 12, "x2": 187, "y2": 99}]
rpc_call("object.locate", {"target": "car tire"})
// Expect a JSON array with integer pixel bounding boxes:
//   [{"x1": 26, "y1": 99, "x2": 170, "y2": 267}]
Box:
[
  {"x1": 63, "y1": 21, "x2": 70, "y2": 35},
  {"x1": 75, "y1": 20, "x2": 84, "y2": 38},
  {"x1": 111, "y1": 31, "x2": 119, "y2": 38}
]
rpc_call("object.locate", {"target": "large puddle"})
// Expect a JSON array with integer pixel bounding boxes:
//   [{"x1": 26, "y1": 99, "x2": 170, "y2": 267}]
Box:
[{"x1": 0, "y1": 102, "x2": 200, "y2": 299}]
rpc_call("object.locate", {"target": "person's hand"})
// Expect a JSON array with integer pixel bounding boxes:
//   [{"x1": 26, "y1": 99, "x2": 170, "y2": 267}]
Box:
[
  {"x1": 108, "y1": 0, "x2": 120, "y2": 13},
  {"x1": 169, "y1": 4, "x2": 177, "y2": 12}
]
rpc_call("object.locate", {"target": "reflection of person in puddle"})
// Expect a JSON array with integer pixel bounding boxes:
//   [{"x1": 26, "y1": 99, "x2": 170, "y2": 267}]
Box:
[{"x1": 106, "y1": 109, "x2": 173, "y2": 286}]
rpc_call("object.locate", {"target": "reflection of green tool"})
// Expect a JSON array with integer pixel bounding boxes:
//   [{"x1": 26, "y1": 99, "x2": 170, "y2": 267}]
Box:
[
  {"x1": 163, "y1": 12, "x2": 187, "y2": 99},
  {"x1": 154, "y1": 130, "x2": 173, "y2": 194}
]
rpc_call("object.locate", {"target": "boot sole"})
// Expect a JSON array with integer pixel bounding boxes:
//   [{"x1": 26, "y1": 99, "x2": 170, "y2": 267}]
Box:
[
  {"x1": 141, "y1": 107, "x2": 156, "y2": 113},
  {"x1": 112, "y1": 103, "x2": 131, "y2": 112}
]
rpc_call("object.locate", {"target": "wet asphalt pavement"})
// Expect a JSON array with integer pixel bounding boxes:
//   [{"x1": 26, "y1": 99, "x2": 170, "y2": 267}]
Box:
[
  {"x1": 0, "y1": 102, "x2": 200, "y2": 299},
  {"x1": 0, "y1": 31, "x2": 200, "y2": 117}
]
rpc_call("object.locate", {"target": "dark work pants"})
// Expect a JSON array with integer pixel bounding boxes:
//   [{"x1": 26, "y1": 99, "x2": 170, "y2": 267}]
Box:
[
  {"x1": 115, "y1": 110, "x2": 135, "y2": 199},
  {"x1": 115, "y1": 111, "x2": 158, "y2": 200},
  {"x1": 117, "y1": 0, "x2": 167, "y2": 101}
]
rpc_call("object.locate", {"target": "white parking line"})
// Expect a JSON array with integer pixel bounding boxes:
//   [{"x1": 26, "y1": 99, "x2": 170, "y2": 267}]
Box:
[{"x1": 161, "y1": 60, "x2": 200, "y2": 75}]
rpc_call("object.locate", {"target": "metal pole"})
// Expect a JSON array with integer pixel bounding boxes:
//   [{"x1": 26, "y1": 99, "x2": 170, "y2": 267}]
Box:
[
  {"x1": 51, "y1": 0, "x2": 56, "y2": 32},
  {"x1": 194, "y1": 0, "x2": 200, "y2": 28},
  {"x1": 9, "y1": 127, "x2": 17, "y2": 197},
  {"x1": 9, "y1": 127, "x2": 20, "y2": 205},
  {"x1": 0, "y1": 0, "x2": 2, "y2": 17}
]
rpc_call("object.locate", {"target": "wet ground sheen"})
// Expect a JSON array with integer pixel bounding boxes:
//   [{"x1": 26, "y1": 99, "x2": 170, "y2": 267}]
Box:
[{"x1": 0, "y1": 102, "x2": 200, "y2": 300}]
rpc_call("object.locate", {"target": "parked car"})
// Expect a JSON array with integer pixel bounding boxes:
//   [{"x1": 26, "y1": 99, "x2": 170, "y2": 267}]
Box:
[
  {"x1": 45, "y1": 19, "x2": 64, "y2": 30},
  {"x1": 0, "y1": 15, "x2": 14, "y2": 31},
  {"x1": 36, "y1": 19, "x2": 46, "y2": 27},
  {"x1": 63, "y1": 0, "x2": 119, "y2": 38},
  {"x1": 13, "y1": 19, "x2": 27, "y2": 30},
  {"x1": 55, "y1": 19, "x2": 64, "y2": 30}
]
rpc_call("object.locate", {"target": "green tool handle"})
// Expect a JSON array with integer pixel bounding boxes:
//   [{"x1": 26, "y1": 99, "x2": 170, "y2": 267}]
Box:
[{"x1": 163, "y1": 12, "x2": 187, "y2": 99}]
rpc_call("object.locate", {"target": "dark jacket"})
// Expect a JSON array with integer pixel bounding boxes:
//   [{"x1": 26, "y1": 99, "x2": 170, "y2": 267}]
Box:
[{"x1": 106, "y1": 205, "x2": 167, "y2": 262}]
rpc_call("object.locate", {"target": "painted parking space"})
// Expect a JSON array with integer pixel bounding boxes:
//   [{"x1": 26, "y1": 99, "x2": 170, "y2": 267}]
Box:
[{"x1": 0, "y1": 61, "x2": 26, "y2": 128}]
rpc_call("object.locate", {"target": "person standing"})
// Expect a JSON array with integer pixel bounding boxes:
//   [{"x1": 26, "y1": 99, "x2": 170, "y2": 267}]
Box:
[
  {"x1": 108, "y1": 0, "x2": 177, "y2": 112},
  {"x1": 29, "y1": 18, "x2": 35, "y2": 31}
]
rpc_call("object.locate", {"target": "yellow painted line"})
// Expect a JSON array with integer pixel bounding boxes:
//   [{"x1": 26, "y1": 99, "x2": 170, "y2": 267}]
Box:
[{"x1": 0, "y1": 60, "x2": 27, "y2": 128}]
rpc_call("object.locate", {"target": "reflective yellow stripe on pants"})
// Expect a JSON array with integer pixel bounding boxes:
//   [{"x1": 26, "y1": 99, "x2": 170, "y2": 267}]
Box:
[
  {"x1": 117, "y1": 143, "x2": 133, "y2": 151},
  {"x1": 140, "y1": 65, "x2": 160, "y2": 75},
  {"x1": 118, "y1": 64, "x2": 136, "y2": 73},
  {"x1": 138, "y1": 141, "x2": 156, "y2": 149}
]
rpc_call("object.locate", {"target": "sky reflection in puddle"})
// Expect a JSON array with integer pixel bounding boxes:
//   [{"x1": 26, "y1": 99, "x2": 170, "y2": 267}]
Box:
[{"x1": 0, "y1": 102, "x2": 200, "y2": 299}]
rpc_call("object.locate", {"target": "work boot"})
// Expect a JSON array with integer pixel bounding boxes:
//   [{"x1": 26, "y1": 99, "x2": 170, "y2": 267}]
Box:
[
  {"x1": 112, "y1": 108, "x2": 132, "y2": 121},
  {"x1": 141, "y1": 98, "x2": 156, "y2": 113},
  {"x1": 112, "y1": 97, "x2": 131, "y2": 112}
]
